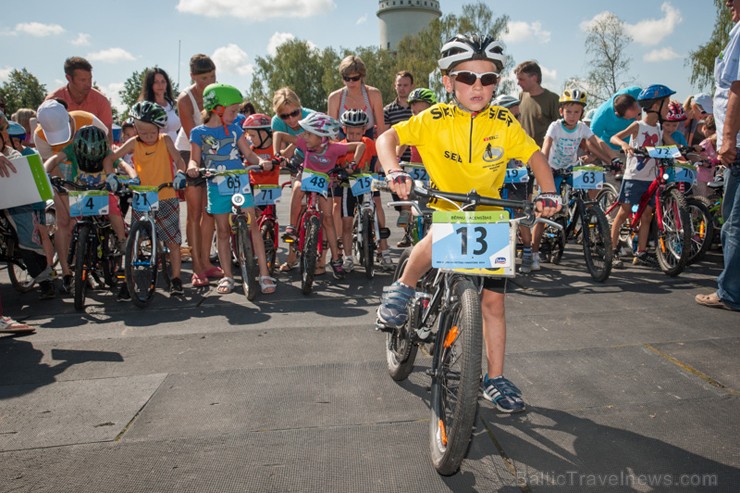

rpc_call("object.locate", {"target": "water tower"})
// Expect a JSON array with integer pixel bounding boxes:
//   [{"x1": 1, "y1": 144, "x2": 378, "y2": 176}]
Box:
[{"x1": 377, "y1": 0, "x2": 442, "y2": 51}]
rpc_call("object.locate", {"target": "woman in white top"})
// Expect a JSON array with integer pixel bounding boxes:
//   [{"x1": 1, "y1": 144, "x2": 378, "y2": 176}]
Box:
[
  {"x1": 139, "y1": 67, "x2": 181, "y2": 142},
  {"x1": 327, "y1": 55, "x2": 386, "y2": 138}
]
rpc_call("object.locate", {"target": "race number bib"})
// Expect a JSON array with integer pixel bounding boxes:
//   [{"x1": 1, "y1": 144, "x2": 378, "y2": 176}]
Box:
[
  {"x1": 131, "y1": 186, "x2": 159, "y2": 212},
  {"x1": 69, "y1": 190, "x2": 109, "y2": 217},
  {"x1": 301, "y1": 169, "x2": 330, "y2": 195},
  {"x1": 211, "y1": 171, "x2": 252, "y2": 196},
  {"x1": 431, "y1": 211, "x2": 513, "y2": 276},
  {"x1": 504, "y1": 167, "x2": 529, "y2": 184},
  {"x1": 670, "y1": 163, "x2": 697, "y2": 184},
  {"x1": 402, "y1": 163, "x2": 429, "y2": 184},
  {"x1": 646, "y1": 146, "x2": 681, "y2": 159},
  {"x1": 253, "y1": 185, "x2": 282, "y2": 206},
  {"x1": 350, "y1": 173, "x2": 376, "y2": 197},
  {"x1": 572, "y1": 165, "x2": 605, "y2": 190}
]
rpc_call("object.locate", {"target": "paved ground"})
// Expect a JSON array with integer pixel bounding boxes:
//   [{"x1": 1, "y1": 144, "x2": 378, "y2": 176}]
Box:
[{"x1": 1, "y1": 191, "x2": 738, "y2": 492}]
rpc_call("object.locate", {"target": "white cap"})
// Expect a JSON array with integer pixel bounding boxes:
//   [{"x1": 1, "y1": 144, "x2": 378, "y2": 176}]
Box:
[
  {"x1": 37, "y1": 100, "x2": 71, "y2": 145},
  {"x1": 693, "y1": 93, "x2": 713, "y2": 116}
]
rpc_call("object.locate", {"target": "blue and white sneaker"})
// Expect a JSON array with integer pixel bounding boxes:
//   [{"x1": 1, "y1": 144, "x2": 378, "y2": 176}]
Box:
[
  {"x1": 481, "y1": 374, "x2": 526, "y2": 413},
  {"x1": 376, "y1": 281, "x2": 415, "y2": 329}
]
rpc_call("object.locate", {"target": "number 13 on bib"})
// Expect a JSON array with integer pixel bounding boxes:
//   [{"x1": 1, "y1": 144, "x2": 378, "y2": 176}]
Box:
[{"x1": 431, "y1": 210, "x2": 515, "y2": 277}]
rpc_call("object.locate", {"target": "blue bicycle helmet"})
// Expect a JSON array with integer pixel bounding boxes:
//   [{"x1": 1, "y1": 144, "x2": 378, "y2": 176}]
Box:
[
  {"x1": 638, "y1": 84, "x2": 675, "y2": 101},
  {"x1": 7, "y1": 121, "x2": 26, "y2": 138}
]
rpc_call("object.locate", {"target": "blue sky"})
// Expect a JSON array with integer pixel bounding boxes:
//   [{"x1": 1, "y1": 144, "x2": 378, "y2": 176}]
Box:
[{"x1": 0, "y1": 1, "x2": 716, "y2": 113}]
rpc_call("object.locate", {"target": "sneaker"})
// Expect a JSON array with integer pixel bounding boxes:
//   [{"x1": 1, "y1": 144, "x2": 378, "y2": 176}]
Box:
[
  {"x1": 330, "y1": 259, "x2": 345, "y2": 280},
  {"x1": 520, "y1": 252, "x2": 533, "y2": 273},
  {"x1": 282, "y1": 225, "x2": 297, "y2": 243},
  {"x1": 380, "y1": 252, "x2": 394, "y2": 271},
  {"x1": 632, "y1": 251, "x2": 656, "y2": 267},
  {"x1": 612, "y1": 253, "x2": 625, "y2": 269},
  {"x1": 61, "y1": 274, "x2": 73, "y2": 294},
  {"x1": 376, "y1": 281, "x2": 415, "y2": 328},
  {"x1": 342, "y1": 256, "x2": 354, "y2": 273},
  {"x1": 113, "y1": 238, "x2": 127, "y2": 256},
  {"x1": 396, "y1": 236, "x2": 412, "y2": 248},
  {"x1": 117, "y1": 283, "x2": 131, "y2": 301},
  {"x1": 170, "y1": 277, "x2": 184, "y2": 296},
  {"x1": 39, "y1": 280, "x2": 55, "y2": 300},
  {"x1": 396, "y1": 210, "x2": 411, "y2": 227},
  {"x1": 531, "y1": 254, "x2": 541, "y2": 272},
  {"x1": 481, "y1": 374, "x2": 526, "y2": 413}
]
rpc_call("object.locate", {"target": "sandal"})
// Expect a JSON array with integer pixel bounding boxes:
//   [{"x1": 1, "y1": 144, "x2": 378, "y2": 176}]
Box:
[
  {"x1": 315, "y1": 265, "x2": 326, "y2": 276},
  {"x1": 216, "y1": 276, "x2": 235, "y2": 294},
  {"x1": 204, "y1": 266, "x2": 224, "y2": 279},
  {"x1": 259, "y1": 276, "x2": 277, "y2": 294},
  {"x1": 278, "y1": 260, "x2": 298, "y2": 272},
  {"x1": 191, "y1": 273, "x2": 209, "y2": 287}
]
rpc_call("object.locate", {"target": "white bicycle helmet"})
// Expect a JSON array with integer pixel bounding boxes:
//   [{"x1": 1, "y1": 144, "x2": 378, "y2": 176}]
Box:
[
  {"x1": 298, "y1": 112, "x2": 341, "y2": 139},
  {"x1": 438, "y1": 33, "x2": 506, "y2": 74},
  {"x1": 492, "y1": 94, "x2": 520, "y2": 109},
  {"x1": 340, "y1": 109, "x2": 369, "y2": 128}
]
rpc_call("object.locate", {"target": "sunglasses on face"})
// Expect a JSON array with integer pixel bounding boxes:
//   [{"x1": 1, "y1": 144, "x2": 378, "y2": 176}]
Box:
[
  {"x1": 279, "y1": 108, "x2": 301, "y2": 120},
  {"x1": 343, "y1": 75, "x2": 362, "y2": 82},
  {"x1": 450, "y1": 70, "x2": 500, "y2": 87}
]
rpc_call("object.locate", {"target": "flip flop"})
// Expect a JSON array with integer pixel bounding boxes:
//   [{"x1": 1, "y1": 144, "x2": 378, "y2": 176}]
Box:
[
  {"x1": 278, "y1": 261, "x2": 298, "y2": 272},
  {"x1": 204, "y1": 266, "x2": 224, "y2": 279},
  {"x1": 191, "y1": 273, "x2": 209, "y2": 287}
]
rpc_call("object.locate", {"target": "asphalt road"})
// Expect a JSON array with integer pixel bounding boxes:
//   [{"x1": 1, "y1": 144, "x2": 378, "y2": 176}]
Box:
[{"x1": 1, "y1": 191, "x2": 738, "y2": 492}]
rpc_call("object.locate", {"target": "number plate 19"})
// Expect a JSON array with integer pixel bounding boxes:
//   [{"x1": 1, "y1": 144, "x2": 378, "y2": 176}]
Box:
[{"x1": 432, "y1": 210, "x2": 512, "y2": 271}]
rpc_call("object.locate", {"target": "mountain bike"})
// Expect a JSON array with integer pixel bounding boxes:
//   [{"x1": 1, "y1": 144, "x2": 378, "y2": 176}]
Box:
[
  {"x1": 376, "y1": 180, "x2": 562, "y2": 475},
  {"x1": 603, "y1": 146, "x2": 691, "y2": 276},
  {"x1": 348, "y1": 171, "x2": 390, "y2": 279},
  {"x1": 124, "y1": 182, "x2": 175, "y2": 307},
  {"x1": 52, "y1": 177, "x2": 121, "y2": 311}
]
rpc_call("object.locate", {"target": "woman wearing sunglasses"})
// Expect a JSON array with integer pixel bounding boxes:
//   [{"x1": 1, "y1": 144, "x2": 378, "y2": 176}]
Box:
[{"x1": 327, "y1": 55, "x2": 386, "y2": 139}]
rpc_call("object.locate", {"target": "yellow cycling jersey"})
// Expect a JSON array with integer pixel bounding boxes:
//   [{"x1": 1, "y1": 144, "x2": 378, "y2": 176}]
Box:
[{"x1": 393, "y1": 103, "x2": 539, "y2": 210}]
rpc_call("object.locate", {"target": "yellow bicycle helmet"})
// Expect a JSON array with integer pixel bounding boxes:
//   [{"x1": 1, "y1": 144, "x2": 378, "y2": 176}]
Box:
[{"x1": 559, "y1": 89, "x2": 587, "y2": 106}]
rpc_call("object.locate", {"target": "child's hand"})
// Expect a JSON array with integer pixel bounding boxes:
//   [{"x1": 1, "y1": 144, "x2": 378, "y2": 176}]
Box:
[
  {"x1": 385, "y1": 169, "x2": 412, "y2": 199},
  {"x1": 260, "y1": 159, "x2": 273, "y2": 171},
  {"x1": 621, "y1": 145, "x2": 633, "y2": 156},
  {"x1": 173, "y1": 171, "x2": 187, "y2": 190},
  {"x1": 186, "y1": 166, "x2": 200, "y2": 178},
  {"x1": 534, "y1": 192, "x2": 562, "y2": 217}
]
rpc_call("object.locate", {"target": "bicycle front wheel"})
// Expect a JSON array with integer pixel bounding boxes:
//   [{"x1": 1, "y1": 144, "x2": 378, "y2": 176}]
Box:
[
  {"x1": 655, "y1": 188, "x2": 691, "y2": 277},
  {"x1": 73, "y1": 225, "x2": 91, "y2": 311},
  {"x1": 685, "y1": 196, "x2": 714, "y2": 265},
  {"x1": 580, "y1": 203, "x2": 613, "y2": 282},
  {"x1": 125, "y1": 221, "x2": 158, "y2": 307},
  {"x1": 236, "y1": 216, "x2": 259, "y2": 301},
  {"x1": 261, "y1": 219, "x2": 278, "y2": 277},
  {"x1": 101, "y1": 228, "x2": 119, "y2": 288},
  {"x1": 429, "y1": 277, "x2": 482, "y2": 476},
  {"x1": 361, "y1": 208, "x2": 375, "y2": 279},
  {"x1": 300, "y1": 215, "x2": 320, "y2": 295},
  {"x1": 386, "y1": 247, "x2": 419, "y2": 381}
]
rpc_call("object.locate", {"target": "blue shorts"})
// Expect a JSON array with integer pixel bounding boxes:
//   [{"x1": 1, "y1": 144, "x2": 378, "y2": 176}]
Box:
[
  {"x1": 206, "y1": 183, "x2": 254, "y2": 214},
  {"x1": 618, "y1": 179, "x2": 653, "y2": 205}
]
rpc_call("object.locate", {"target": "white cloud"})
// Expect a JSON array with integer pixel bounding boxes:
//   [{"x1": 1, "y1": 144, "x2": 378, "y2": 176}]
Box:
[
  {"x1": 71, "y1": 33, "x2": 91, "y2": 46},
  {"x1": 625, "y1": 2, "x2": 682, "y2": 46},
  {"x1": 356, "y1": 14, "x2": 367, "y2": 25},
  {"x1": 541, "y1": 66, "x2": 557, "y2": 87},
  {"x1": 643, "y1": 47, "x2": 681, "y2": 62},
  {"x1": 176, "y1": 0, "x2": 335, "y2": 20},
  {"x1": 212, "y1": 44, "x2": 253, "y2": 77},
  {"x1": 86, "y1": 48, "x2": 136, "y2": 63},
  {"x1": 102, "y1": 82, "x2": 125, "y2": 112},
  {"x1": 502, "y1": 21, "x2": 551, "y2": 44},
  {"x1": 14, "y1": 22, "x2": 65, "y2": 37},
  {"x1": 579, "y1": 11, "x2": 614, "y2": 32},
  {"x1": 0, "y1": 66, "x2": 13, "y2": 83},
  {"x1": 267, "y1": 32, "x2": 295, "y2": 56}
]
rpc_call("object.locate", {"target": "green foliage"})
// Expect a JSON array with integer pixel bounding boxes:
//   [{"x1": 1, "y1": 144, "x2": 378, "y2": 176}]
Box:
[
  {"x1": 0, "y1": 68, "x2": 47, "y2": 116},
  {"x1": 687, "y1": 0, "x2": 732, "y2": 92}
]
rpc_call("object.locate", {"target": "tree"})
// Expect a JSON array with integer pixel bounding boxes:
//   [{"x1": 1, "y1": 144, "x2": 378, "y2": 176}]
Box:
[
  {"x1": 687, "y1": 0, "x2": 732, "y2": 92},
  {"x1": 583, "y1": 12, "x2": 633, "y2": 106},
  {"x1": 0, "y1": 68, "x2": 46, "y2": 115}
]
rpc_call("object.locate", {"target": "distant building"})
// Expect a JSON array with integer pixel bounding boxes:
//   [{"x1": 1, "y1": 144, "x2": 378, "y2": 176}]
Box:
[{"x1": 377, "y1": 0, "x2": 442, "y2": 51}]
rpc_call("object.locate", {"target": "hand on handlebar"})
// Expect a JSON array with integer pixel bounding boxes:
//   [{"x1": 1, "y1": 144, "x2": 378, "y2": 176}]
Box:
[
  {"x1": 385, "y1": 169, "x2": 413, "y2": 199},
  {"x1": 534, "y1": 192, "x2": 562, "y2": 218}
]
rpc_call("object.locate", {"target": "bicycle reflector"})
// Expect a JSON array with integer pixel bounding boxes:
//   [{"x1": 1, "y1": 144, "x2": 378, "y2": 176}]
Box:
[{"x1": 232, "y1": 194, "x2": 246, "y2": 207}]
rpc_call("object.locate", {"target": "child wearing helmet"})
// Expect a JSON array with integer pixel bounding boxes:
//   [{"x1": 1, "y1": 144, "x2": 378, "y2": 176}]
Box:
[
  {"x1": 610, "y1": 84, "x2": 679, "y2": 268},
  {"x1": 104, "y1": 101, "x2": 189, "y2": 296},
  {"x1": 334, "y1": 109, "x2": 393, "y2": 272},
  {"x1": 273, "y1": 112, "x2": 365, "y2": 279},
  {"x1": 184, "y1": 83, "x2": 276, "y2": 295},
  {"x1": 662, "y1": 100, "x2": 689, "y2": 147},
  {"x1": 243, "y1": 113, "x2": 280, "y2": 188},
  {"x1": 377, "y1": 33, "x2": 561, "y2": 414}
]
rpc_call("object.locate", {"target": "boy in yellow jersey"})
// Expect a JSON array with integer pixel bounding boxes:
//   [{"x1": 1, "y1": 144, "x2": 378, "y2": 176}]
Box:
[{"x1": 376, "y1": 34, "x2": 561, "y2": 413}]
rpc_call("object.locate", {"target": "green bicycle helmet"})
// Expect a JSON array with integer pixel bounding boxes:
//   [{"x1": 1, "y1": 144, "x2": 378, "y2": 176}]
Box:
[
  {"x1": 408, "y1": 88, "x2": 437, "y2": 106},
  {"x1": 73, "y1": 125, "x2": 109, "y2": 173},
  {"x1": 203, "y1": 83, "x2": 243, "y2": 112},
  {"x1": 129, "y1": 101, "x2": 168, "y2": 129}
]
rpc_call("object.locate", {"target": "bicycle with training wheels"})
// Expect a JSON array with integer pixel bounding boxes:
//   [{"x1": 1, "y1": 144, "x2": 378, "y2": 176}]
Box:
[
  {"x1": 124, "y1": 181, "x2": 175, "y2": 307},
  {"x1": 51, "y1": 177, "x2": 122, "y2": 311},
  {"x1": 285, "y1": 165, "x2": 346, "y2": 295},
  {"x1": 200, "y1": 166, "x2": 263, "y2": 301},
  {"x1": 543, "y1": 163, "x2": 613, "y2": 282},
  {"x1": 346, "y1": 171, "x2": 390, "y2": 278},
  {"x1": 603, "y1": 146, "x2": 691, "y2": 276},
  {"x1": 375, "y1": 180, "x2": 562, "y2": 475}
]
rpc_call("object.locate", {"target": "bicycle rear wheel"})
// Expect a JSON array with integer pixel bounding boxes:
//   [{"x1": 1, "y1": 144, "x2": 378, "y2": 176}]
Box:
[
  {"x1": 655, "y1": 188, "x2": 691, "y2": 277},
  {"x1": 386, "y1": 247, "x2": 419, "y2": 381},
  {"x1": 429, "y1": 277, "x2": 482, "y2": 476},
  {"x1": 361, "y1": 208, "x2": 375, "y2": 279},
  {"x1": 300, "y1": 215, "x2": 320, "y2": 295},
  {"x1": 581, "y1": 203, "x2": 613, "y2": 282},
  {"x1": 100, "y1": 228, "x2": 119, "y2": 288},
  {"x1": 125, "y1": 221, "x2": 158, "y2": 307},
  {"x1": 73, "y1": 225, "x2": 91, "y2": 311},
  {"x1": 8, "y1": 257, "x2": 34, "y2": 293},
  {"x1": 685, "y1": 196, "x2": 714, "y2": 265},
  {"x1": 236, "y1": 216, "x2": 259, "y2": 301},
  {"x1": 261, "y1": 219, "x2": 278, "y2": 277}
]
